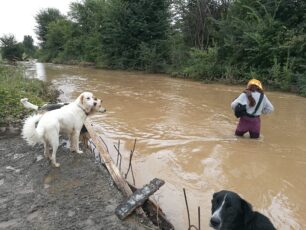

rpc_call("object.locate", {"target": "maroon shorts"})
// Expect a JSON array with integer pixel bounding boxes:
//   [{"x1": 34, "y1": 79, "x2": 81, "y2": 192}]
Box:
[{"x1": 235, "y1": 116, "x2": 261, "y2": 138}]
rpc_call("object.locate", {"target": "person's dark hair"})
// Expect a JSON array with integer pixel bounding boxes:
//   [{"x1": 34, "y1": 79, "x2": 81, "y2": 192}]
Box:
[{"x1": 246, "y1": 85, "x2": 263, "y2": 107}]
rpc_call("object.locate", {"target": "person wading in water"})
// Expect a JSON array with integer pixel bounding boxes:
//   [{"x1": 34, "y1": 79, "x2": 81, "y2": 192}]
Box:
[{"x1": 231, "y1": 79, "x2": 274, "y2": 138}]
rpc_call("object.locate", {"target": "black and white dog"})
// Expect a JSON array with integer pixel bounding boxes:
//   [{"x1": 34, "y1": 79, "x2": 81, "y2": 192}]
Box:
[{"x1": 210, "y1": 190, "x2": 276, "y2": 230}]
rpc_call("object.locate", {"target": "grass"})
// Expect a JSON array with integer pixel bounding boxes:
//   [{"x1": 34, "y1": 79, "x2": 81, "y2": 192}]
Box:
[{"x1": 0, "y1": 63, "x2": 58, "y2": 126}]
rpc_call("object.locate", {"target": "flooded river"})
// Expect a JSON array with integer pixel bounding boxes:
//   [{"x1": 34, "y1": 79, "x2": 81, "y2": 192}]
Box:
[{"x1": 32, "y1": 63, "x2": 306, "y2": 229}]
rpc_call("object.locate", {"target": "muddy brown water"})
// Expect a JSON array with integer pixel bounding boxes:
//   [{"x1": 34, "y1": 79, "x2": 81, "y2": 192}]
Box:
[{"x1": 30, "y1": 63, "x2": 306, "y2": 229}]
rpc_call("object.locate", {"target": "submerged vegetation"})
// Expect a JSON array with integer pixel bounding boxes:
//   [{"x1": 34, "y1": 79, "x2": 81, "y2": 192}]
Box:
[
  {"x1": 0, "y1": 63, "x2": 58, "y2": 126},
  {"x1": 1, "y1": 0, "x2": 306, "y2": 95}
]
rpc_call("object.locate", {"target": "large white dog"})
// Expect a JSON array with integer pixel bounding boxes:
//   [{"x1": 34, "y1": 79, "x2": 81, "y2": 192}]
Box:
[{"x1": 22, "y1": 92, "x2": 105, "y2": 167}]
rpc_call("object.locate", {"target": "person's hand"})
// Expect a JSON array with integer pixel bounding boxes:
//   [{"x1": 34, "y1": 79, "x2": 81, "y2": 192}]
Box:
[{"x1": 243, "y1": 89, "x2": 252, "y2": 96}]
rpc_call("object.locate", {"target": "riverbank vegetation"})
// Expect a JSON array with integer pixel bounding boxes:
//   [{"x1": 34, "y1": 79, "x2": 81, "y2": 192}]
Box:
[
  {"x1": 0, "y1": 35, "x2": 37, "y2": 63},
  {"x1": 1, "y1": 0, "x2": 305, "y2": 95},
  {"x1": 0, "y1": 63, "x2": 58, "y2": 126}
]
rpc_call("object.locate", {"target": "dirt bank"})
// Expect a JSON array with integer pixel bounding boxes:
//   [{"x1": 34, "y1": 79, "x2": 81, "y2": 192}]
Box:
[{"x1": 0, "y1": 131, "x2": 149, "y2": 230}]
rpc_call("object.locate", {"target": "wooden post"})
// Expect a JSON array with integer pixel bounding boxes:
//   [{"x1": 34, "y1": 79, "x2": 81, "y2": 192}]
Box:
[{"x1": 115, "y1": 178, "x2": 165, "y2": 220}]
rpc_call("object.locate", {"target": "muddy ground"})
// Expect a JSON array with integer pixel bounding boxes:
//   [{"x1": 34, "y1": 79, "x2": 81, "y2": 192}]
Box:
[{"x1": 0, "y1": 131, "x2": 150, "y2": 230}]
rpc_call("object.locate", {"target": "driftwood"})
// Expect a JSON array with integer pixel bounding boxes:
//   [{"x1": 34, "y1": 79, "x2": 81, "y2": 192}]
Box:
[
  {"x1": 83, "y1": 120, "x2": 174, "y2": 229},
  {"x1": 115, "y1": 178, "x2": 165, "y2": 220},
  {"x1": 84, "y1": 121, "x2": 132, "y2": 196},
  {"x1": 83, "y1": 121, "x2": 147, "y2": 218}
]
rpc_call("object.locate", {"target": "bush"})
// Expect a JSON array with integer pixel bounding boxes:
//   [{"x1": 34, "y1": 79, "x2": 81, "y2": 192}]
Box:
[{"x1": 182, "y1": 47, "x2": 223, "y2": 80}]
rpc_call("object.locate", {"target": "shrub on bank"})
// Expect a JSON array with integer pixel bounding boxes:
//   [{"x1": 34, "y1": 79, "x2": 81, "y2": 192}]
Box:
[
  {"x1": 171, "y1": 47, "x2": 304, "y2": 94},
  {"x1": 181, "y1": 47, "x2": 223, "y2": 81},
  {"x1": 0, "y1": 63, "x2": 58, "y2": 126}
]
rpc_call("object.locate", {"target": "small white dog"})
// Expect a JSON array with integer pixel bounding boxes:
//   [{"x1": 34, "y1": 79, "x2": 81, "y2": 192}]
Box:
[{"x1": 22, "y1": 92, "x2": 105, "y2": 167}]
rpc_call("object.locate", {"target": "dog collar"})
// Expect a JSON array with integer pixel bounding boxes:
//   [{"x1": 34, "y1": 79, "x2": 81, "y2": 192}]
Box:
[{"x1": 78, "y1": 104, "x2": 89, "y2": 116}]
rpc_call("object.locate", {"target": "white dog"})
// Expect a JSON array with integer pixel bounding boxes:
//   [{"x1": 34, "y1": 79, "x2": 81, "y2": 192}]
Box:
[{"x1": 22, "y1": 92, "x2": 105, "y2": 167}]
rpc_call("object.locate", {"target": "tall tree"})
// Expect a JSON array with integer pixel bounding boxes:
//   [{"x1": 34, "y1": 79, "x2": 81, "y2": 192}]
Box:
[
  {"x1": 44, "y1": 19, "x2": 73, "y2": 61},
  {"x1": 101, "y1": 0, "x2": 171, "y2": 71},
  {"x1": 22, "y1": 35, "x2": 36, "y2": 58},
  {"x1": 180, "y1": 0, "x2": 230, "y2": 49},
  {"x1": 68, "y1": 0, "x2": 106, "y2": 62},
  {"x1": 0, "y1": 34, "x2": 23, "y2": 62},
  {"x1": 35, "y1": 8, "x2": 64, "y2": 48}
]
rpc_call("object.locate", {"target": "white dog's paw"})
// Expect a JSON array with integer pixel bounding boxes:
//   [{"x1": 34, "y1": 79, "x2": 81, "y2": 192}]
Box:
[
  {"x1": 54, "y1": 162, "x2": 60, "y2": 167},
  {"x1": 76, "y1": 150, "x2": 83, "y2": 154}
]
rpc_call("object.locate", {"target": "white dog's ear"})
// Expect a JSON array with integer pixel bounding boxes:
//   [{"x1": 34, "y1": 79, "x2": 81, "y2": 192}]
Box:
[{"x1": 80, "y1": 94, "x2": 84, "y2": 105}]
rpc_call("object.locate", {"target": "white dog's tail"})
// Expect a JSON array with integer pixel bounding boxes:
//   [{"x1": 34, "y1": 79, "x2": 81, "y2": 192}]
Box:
[
  {"x1": 22, "y1": 114, "x2": 43, "y2": 145},
  {"x1": 20, "y1": 98, "x2": 39, "y2": 110}
]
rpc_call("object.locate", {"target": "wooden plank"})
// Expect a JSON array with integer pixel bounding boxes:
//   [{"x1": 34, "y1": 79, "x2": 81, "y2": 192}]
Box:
[
  {"x1": 115, "y1": 178, "x2": 165, "y2": 220},
  {"x1": 84, "y1": 120, "x2": 147, "y2": 218}
]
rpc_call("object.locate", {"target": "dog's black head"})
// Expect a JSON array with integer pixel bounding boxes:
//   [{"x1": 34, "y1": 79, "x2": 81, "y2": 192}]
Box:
[{"x1": 210, "y1": 190, "x2": 254, "y2": 230}]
